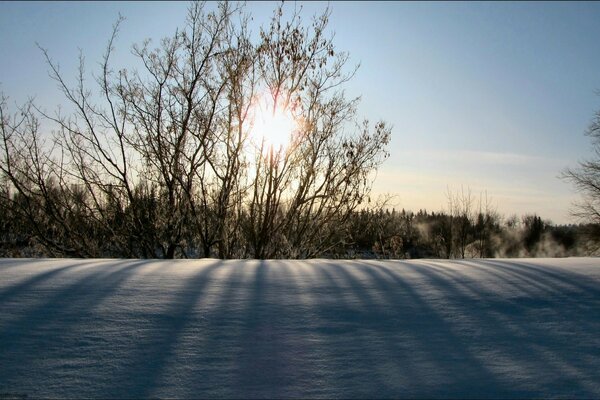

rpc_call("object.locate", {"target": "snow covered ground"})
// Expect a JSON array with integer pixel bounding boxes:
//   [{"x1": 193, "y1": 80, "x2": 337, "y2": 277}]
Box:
[{"x1": 0, "y1": 257, "x2": 599, "y2": 399}]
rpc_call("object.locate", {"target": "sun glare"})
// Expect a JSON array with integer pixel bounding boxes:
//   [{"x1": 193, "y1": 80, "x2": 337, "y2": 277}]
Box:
[{"x1": 248, "y1": 92, "x2": 298, "y2": 153}]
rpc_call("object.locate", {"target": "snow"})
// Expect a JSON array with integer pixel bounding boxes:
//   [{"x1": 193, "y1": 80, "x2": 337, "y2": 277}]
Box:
[{"x1": 1, "y1": 257, "x2": 599, "y2": 398}]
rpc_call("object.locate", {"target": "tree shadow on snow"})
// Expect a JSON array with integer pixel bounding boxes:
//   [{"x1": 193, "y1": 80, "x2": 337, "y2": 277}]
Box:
[{"x1": 1, "y1": 258, "x2": 599, "y2": 399}]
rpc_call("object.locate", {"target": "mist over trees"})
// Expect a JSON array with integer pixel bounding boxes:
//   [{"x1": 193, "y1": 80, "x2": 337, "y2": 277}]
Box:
[
  {"x1": 347, "y1": 204, "x2": 595, "y2": 260},
  {"x1": 0, "y1": 2, "x2": 391, "y2": 259},
  {"x1": 344, "y1": 187, "x2": 597, "y2": 260}
]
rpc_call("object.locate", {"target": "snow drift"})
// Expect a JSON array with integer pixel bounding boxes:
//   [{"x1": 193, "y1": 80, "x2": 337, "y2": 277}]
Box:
[{"x1": 1, "y1": 257, "x2": 599, "y2": 398}]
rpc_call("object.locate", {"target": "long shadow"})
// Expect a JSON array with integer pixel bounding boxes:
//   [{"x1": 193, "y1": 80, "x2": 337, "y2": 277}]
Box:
[
  {"x1": 295, "y1": 261, "x2": 383, "y2": 398},
  {"x1": 131, "y1": 259, "x2": 310, "y2": 398},
  {"x1": 107, "y1": 259, "x2": 223, "y2": 399},
  {"x1": 2, "y1": 258, "x2": 599, "y2": 398},
  {"x1": 474, "y1": 260, "x2": 600, "y2": 385},
  {"x1": 225, "y1": 260, "x2": 330, "y2": 398},
  {"x1": 189, "y1": 259, "x2": 381, "y2": 398},
  {"x1": 482, "y1": 258, "x2": 600, "y2": 295},
  {"x1": 0, "y1": 259, "x2": 85, "y2": 304},
  {"x1": 0, "y1": 259, "x2": 148, "y2": 397},
  {"x1": 166, "y1": 259, "x2": 261, "y2": 398},
  {"x1": 313, "y1": 261, "x2": 412, "y2": 398},
  {"x1": 343, "y1": 260, "x2": 521, "y2": 398},
  {"x1": 395, "y1": 259, "x2": 600, "y2": 397},
  {"x1": 210, "y1": 258, "x2": 520, "y2": 398},
  {"x1": 1, "y1": 258, "x2": 244, "y2": 399},
  {"x1": 232, "y1": 259, "x2": 292, "y2": 397},
  {"x1": 0, "y1": 258, "x2": 46, "y2": 269},
  {"x1": 440, "y1": 259, "x2": 535, "y2": 293},
  {"x1": 426, "y1": 259, "x2": 585, "y2": 309},
  {"x1": 461, "y1": 259, "x2": 600, "y2": 335}
]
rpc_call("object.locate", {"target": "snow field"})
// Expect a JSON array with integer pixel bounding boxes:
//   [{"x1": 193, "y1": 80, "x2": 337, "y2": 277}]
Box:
[{"x1": 0, "y1": 257, "x2": 599, "y2": 398}]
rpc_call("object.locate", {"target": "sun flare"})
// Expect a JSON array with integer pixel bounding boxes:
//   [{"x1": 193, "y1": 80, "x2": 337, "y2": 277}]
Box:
[{"x1": 248, "y1": 92, "x2": 298, "y2": 152}]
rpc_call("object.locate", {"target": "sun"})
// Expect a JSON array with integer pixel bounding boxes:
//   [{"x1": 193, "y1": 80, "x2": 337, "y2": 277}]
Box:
[{"x1": 248, "y1": 91, "x2": 298, "y2": 153}]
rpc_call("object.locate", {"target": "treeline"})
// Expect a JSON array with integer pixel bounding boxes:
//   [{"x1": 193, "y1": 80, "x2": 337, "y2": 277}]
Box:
[
  {"x1": 0, "y1": 179, "x2": 375, "y2": 259},
  {"x1": 344, "y1": 208, "x2": 600, "y2": 259},
  {"x1": 1, "y1": 185, "x2": 598, "y2": 259}
]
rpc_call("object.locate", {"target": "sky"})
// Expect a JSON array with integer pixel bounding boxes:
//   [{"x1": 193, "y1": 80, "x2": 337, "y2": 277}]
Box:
[{"x1": 2, "y1": 1, "x2": 600, "y2": 224}]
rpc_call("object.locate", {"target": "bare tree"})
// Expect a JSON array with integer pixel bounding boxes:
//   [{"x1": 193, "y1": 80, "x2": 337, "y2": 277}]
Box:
[
  {"x1": 446, "y1": 186, "x2": 474, "y2": 258},
  {"x1": 243, "y1": 4, "x2": 391, "y2": 258},
  {"x1": 0, "y1": 1, "x2": 391, "y2": 259},
  {"x1": 563, "y1": 101, "x2": 600, "y2": 239},
  {"x1": 0, "y1": 95, "x2": 101, "y2": 256},
  {"x1": 473, "y1": 190, "x2": 499, "y2": 258},
  {"x1": 24, "y1": 3, "x2": 248, "y2": 258}
]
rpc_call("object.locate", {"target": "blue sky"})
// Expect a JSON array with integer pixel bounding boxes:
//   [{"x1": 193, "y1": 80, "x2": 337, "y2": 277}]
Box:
[{"x1": 2, "y1": 1, "x2": 600, "y2": 224}]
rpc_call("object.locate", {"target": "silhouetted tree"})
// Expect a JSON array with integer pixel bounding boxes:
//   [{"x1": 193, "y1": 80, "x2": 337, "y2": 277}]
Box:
[
  {"x1": 522, "y1": 214, "x2": 545, "y2": 254},
  {"x1": 473, "y1": 191, "x2": 500, "y2": 258},
  {"x1": 0, "y1": 2, "x2": 390, "y2": 259},
  {"x1": 446, "y1": 186, "x2": 475, "y2": 258},
  {"x1": 563, "y1": 100, "x2": 600, "y2": 241}
]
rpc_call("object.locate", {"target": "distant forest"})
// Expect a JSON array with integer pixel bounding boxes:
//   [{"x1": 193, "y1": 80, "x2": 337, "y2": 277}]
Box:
[
  {"x1": 0, "y1": 188, "x2": 598, "y2": 259},
  {"x1": 346, "y1": 207, "x2": 599, "y2": 259}
]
